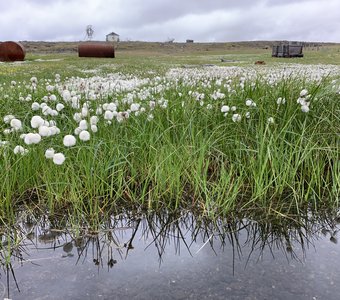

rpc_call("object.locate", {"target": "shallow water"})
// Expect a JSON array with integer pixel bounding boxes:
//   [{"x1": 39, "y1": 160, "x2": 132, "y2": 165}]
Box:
[{"x1": 1, "y1": 211, "x2": 340, "y2": 300}]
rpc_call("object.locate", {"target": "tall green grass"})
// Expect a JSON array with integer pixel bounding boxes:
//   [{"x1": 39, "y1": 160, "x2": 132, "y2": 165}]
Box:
[{"x1": 1, "y1": 53, "x2": 339, "y2": 227}]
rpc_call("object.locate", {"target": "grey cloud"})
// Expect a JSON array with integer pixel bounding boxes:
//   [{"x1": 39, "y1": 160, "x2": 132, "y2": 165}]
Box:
[
  {"x1": 0, "y1": 0, "x2": 339, "y2": 42},
  {"x1": 264, "y1": 0, "x2": 320, "y2": 6},
  {"x1": 112, "y1": 0, "x2": 261, "y2": 27}
]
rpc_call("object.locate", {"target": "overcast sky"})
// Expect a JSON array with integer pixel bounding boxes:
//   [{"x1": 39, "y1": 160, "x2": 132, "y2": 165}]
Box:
[{"x1": 0, "y1": 0, "x2": 339, "y2": 42}]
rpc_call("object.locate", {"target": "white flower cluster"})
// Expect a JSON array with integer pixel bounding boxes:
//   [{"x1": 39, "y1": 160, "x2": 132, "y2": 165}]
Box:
[
  {"x1": 45, "y1": 148, "x2": 65, "y2": 165},
  {"x1": 297, "y1": 89, "x2": 310, "y2": 113},
  {"x1": 3, "y1": 114, "x2": 23, "y2": 132},
  {"x1": 276, "y1": 97, "x2": 286, "y2": 105},
  {"x1": 2, "y1": 64, "x2": 339, "y2": 167},
  {"x1": 211, "y1": 90, "x2": 225, "y2": 100}
]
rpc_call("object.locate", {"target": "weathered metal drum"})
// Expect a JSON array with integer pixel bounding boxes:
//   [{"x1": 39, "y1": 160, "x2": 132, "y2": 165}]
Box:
[
  {"x1": 78, "y1": 42, "x2": 115, "y2": 58},
  {"x1": 0, "y1": 41, "x2": 26, "y2": 62}
]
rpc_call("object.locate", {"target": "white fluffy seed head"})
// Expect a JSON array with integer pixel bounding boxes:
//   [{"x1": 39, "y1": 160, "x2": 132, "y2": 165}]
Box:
[
  {"x1": 73, "y1": 113, "x2": 82, "y2": 123},
  {"x1": 277, "y1": 97, "x2": 286, "y2": 105},
  {"x1": 267, "y1": 117, "x2": 274, "y2": 124},
  {"x1": 71, "y1": 96, "x2": 79, "y2": 109},
  {"x1": 301, "y1": 105, "x2": 310, "y2": 113},
  {"x1": 4, "y1": 115, "x2": 15, "y2": 124},
  {"x1": 63, "y1": 135, "x2": 76, "y2": 147},
  {"x1": 53, "y1": 153, "x2": 65, "y2": 165},
  {"x1": 96, "y1": 107, "x2": 103, "y2": 115},
  {"x1": 104, "y1": 110, "x2": 114, "y2": 120},
  {"x1": 221, "y1": 105, "x2": 230, "y2": 113},
  {"x1": 31, "y1": 116, "x2": 45, "y2": 128},
  {"x1": 300, "y1": 89, "x2": 308, "y2": 97},
  {"x1": 297, "y1": 97, "x2": 306, "y2": 105},
  {"x1": 49, "y1": 126, "x2": 58, "y2": 136},
  {"x1": 56, "y1": 103, "x2": 65, "y2": 111},
  {"x1": 79, "y1": 120, "x2": 88, "y2": 130},
  {"x1": 42, "y1": 106, "x2": 53, "y2": 116},
  {"x1": 79, "y1": 130, "x2": 90, "y2": 141},
  {"x1": 74, "y1": 127, "x2": 82, "y2": 135},
  {"x1": 10, "y1": 118, "x2": 22, "y2": 131},
  {"x1": 13, "y1": 145, "x2": 27, "y2": 155},
  {"x1": 24, "y1": 133, "x2": 42, "y2": 145},
  {"x1": 3, "y1": 129, "x2": 12, "y2": 135},
  {"x1": 130, "y1": 103, "x2": 140, "y2": 112},
  {"x1": 62, "y1": 90, "x2": 71, "y2": 102},
  {"x1": 116, "y1": 113, "x2": 124, "y2": 123},
  {"x1": 39, "y1": 125, "x2": 50, "y2": 137},
  {"x1": 45, "y1": 148, "x2": 55, "y2": 159},
  {"x1": 245, "y1": 99, "x2": 253, "y2": 106},
  {"x1": 90, "y1": 125, "x2": 98, "y2": 133},
  {"x1": 81, "y1": 107, "x2": 88, "y2": 117},
  {"x1": 107, "y1": 103, "x2": 117, "y2": 111},
  {"x1": 90, "y1": 116, "x2": 99, "y2": 125},
  {"x1": 31, "y1": 102, "x2": 40, "y2": 111},
  {"x1": 232, "y1": 113, "x2": 241, "y2": 123}
]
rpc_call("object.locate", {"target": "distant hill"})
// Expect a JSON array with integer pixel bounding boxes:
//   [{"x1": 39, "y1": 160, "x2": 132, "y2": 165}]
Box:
[{"x1": 19, "y1": 41, "x2": 338, "y2": 55}]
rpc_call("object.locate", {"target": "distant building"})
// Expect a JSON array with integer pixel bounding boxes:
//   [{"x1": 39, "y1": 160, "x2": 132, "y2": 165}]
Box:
[
  {"x1": 272, "y1": 41, "x2": 303, "y2": 58},
  {"x1": 186, "y1": 39, "x2": 194, "y2": 43},
  {"x1": 106, "y1": 32, "x2": 120, "y2": 42}
]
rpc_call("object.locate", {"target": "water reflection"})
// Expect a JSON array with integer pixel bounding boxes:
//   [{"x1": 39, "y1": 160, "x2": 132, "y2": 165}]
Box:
[{"x1": 1, "y1": 209, "x2": 340, "y2": 299}]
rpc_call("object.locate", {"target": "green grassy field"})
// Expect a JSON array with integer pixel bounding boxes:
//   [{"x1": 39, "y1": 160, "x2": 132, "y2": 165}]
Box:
[
  {"x1": 0, "y1": 42, "x2": 339, "y2": 227},
  {"x1": 2, "y1": 41, "x2": 340, "y2": 79}
]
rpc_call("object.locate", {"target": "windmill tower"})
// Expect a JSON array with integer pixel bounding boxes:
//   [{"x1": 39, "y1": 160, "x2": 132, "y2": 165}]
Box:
[{"x1": 85, "y1": 25, "x2": 94, "y2": 41}]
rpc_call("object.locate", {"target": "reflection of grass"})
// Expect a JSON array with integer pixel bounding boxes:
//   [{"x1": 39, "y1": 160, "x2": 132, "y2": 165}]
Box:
[{"x1": 1, "y1": 208, "x2": 339, "y2": 295}]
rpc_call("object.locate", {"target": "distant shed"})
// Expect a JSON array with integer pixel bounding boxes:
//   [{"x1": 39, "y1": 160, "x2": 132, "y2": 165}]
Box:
[
  {"x1": 0, "y1": 41, "x2": 26, "y2": 62},
  {"x1": 78, "y1": 42, "x2": 115, "y2": 58},
  {"x1": 106, "y1": 32, "x2": 120, "y2": 42},
  {"x1": 272, "y1": 42, "x2": 303, "y2": 58}
]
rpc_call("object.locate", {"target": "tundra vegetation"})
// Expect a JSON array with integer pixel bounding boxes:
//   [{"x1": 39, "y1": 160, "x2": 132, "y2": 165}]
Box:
[{"x1": 0, "y1": 43, "x2": 339, "y2": 232}]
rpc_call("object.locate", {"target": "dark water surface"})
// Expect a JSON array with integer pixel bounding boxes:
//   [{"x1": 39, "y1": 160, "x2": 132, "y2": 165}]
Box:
[{"x1": 1, "y1": 211, "x2": 340, "y2": 300}]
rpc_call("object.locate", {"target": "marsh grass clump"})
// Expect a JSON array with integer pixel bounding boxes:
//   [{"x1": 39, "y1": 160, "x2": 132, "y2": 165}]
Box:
[{"x1": 0, "y1": 64, "x2": 339, "y2": 223}]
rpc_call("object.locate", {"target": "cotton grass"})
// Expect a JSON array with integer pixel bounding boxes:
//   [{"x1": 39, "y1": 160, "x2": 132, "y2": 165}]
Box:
[
  {"x1": 13, "y1": 145, "x2": 28, "y2": 155},
  {"x1": 52, "y1": 152, "x2": 66, "y2": 165},
  {"x1": 0, "y1": 61, "x2": 339, "y2": 220},
  {"x1": 79, "y1": 130, "x2": 90, "y2": 141},
  {"x1": 24, "y1": 133, "x2": 41, "y2": 145},
  {"x1": 63, "y1": 135, "x2": 77, "y2": 147},
  {"x1": 45, "y1": 148, "x2": 55, "y2": 159}
]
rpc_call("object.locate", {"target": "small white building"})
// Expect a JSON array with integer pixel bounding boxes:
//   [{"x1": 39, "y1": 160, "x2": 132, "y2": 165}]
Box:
[{"x1": 106, "y1": 32, "x2": 120, "y2": 42}]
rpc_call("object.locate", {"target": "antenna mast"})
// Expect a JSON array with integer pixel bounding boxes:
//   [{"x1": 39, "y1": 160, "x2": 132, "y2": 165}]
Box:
[{"x1": 85, "y1": 25, "x2": 94, "y2": 41}]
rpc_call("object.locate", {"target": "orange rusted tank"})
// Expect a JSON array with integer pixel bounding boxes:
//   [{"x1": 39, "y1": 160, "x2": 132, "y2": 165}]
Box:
[
  {"x1": 78, "y1": 42, "x2": 115, "y2": 58},
  {"x1": 0, "y1": 41, "x2": 26, "y2": 62}
]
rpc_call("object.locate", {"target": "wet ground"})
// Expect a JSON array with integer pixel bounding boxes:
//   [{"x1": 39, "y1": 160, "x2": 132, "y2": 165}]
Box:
[{"x1": 1, "y1": 211, "x2": 340, "y2": 300}]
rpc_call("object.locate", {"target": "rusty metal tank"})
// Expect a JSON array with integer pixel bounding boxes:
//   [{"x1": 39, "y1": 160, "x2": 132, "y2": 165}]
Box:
[
  {"x1": 0, "y1": 41, "x2": 26, "y2": 62},
  {"x1": 78, "y1": 42, "x2": 115, "y2": 58}
]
